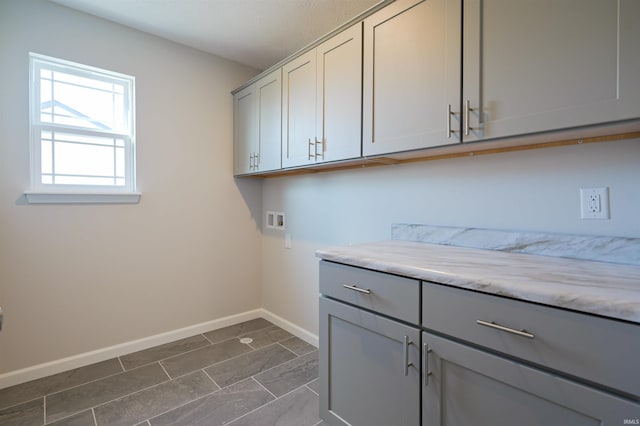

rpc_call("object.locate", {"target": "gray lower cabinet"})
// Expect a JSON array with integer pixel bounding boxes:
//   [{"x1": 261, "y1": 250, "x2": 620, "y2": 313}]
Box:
[
  {"x1": 319, "y1": 296, "x2": 420, "y2": 426},
  {"x1": 422, "y1": 331, "x2": 640, "y2": 426},
  {"x1": 319, "y1": 261, "x2": 640, "y2": 426}
]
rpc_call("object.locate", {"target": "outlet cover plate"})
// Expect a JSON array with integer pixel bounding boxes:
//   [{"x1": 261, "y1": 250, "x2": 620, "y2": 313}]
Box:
[{"x1": 580, "y1": 187, "x2": 609, "y2": 219}]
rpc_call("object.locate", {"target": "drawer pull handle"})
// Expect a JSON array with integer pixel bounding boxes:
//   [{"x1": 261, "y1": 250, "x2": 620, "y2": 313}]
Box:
[
  {"x1": 342, "y1": 284, "x2": 371, "y2": 295},
  {"x1": 423, "y1": 343, "x2": 432, "y2": 386},
  {"x1": 476, "y1": 320, "x2": 535, "y2": 339},
  {"x1": 403, "y1": 336, "x2": 413, "y2": 376}
]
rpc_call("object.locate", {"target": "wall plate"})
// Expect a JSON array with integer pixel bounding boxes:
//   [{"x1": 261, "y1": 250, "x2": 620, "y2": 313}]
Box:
[{"x1": 580, "y1": 187, "x2": 609, "y2": 220}]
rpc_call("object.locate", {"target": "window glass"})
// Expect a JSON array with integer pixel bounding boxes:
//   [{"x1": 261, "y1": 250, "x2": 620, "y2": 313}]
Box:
[{"x1": 29, "y1": 53, "x2": 135, "y2": 193}]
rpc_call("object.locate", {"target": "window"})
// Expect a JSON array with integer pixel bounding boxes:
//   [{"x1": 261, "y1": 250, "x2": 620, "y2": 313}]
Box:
[{"x1": 26, "y1": 53, "x2": 139, "y2": 204}]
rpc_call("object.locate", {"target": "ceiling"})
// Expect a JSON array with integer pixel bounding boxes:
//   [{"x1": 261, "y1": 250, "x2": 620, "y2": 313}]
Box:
[{"x1": 49, "y1": 0, "x2": 382, "y2": 71}]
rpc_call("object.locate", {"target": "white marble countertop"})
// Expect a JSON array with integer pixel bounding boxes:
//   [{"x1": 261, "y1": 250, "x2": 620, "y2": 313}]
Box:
[{"x1": 316, "y1": 240, "x2": 640, "y2": 324}]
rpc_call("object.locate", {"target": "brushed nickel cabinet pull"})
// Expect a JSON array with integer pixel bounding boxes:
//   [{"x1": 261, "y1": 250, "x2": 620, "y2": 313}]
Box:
[
  {"x1": 308, "y1": 138, "x2": 316, "y2": 160},
  {"x1": 342, "y1": 284, "x2": 371, "y2": 294},
  {"x1": 446, "y1": 104, "x2": 453, "y2": 138},
  {"x1": 423, "y1": 343, "x2": 432, "y2": 385},
  {"x1": 315, "y1": 137, "x2": 325, "y2": 160},
  {"x1": 403, "y1": 336, "x2": 413, "y2": 376},
  {"x1": 0, "y1": 306, "x2": 3, "y2": 332},
  {"x1": 464, "y1": 99, "x2": 471, "y2": 136},
  {"x1": 476, "y1": 319, "x2": 535, "y2": 339}
]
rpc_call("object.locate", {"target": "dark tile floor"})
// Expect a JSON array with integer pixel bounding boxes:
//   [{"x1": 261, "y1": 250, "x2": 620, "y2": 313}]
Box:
[{"x1": 0, "y1": 319, "x2": 327, "y2": 426}]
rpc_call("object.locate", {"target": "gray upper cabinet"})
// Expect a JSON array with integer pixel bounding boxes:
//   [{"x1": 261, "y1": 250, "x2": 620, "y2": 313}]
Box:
[
  {"x1": 282, "y1": 49, "x2": 317, "y2": 168},
  {"x1": 362, "y1": 0, "x2": 640, "y2": 156},
  {"x1": 235, "y1": 0, "x2": 640, "y2": 174},
  {"x1": 233, "y1": 84, "x2": 256, "y2": 175},
  {"x1": 422, "y1": 331, "x2": 640, "y2": 426},
  {"x1": 462, "y1": 0, "x2": 640, "y2": 142},
  {"x1": 315, "y1": 23, "x2": 362, "y2": 163},
  {"x1": 282, "y1": 24, "x2": 362, "y2": 168},
  {"x1": 233, "y1": 69, "x2": 281, "y2": 175},
  {"x1": 362, "y1": 0, "x2": 461, "y2": 156}
]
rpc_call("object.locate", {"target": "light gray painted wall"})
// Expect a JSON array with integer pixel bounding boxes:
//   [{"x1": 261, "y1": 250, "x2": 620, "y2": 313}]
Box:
[
  {"x1": 0, "y1": 0, "x2": 261, "y2": 374},
  {"x1": 262, "y1": 139, "x2": 640, "y2": 336}
]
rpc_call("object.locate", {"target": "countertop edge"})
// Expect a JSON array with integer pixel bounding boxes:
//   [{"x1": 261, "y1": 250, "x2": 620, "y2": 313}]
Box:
[{"x1": 316, "y1": 241, "x2": 640, "y2": 325}]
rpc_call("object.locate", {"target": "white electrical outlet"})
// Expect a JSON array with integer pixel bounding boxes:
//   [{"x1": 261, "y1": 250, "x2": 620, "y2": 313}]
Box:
[{"x1": 580, "y1": 187, "x2": 609, "y2": 219}]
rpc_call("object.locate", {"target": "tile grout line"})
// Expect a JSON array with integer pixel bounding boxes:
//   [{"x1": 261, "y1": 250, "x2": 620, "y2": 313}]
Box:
[
  {"x1": 164, "y1": 339, "x2": 287, "y2": 381},
  {"x1": 9, "y1": 322, "x2": 286, "y2": 421},
  {"x1": 51, "y1": 363, "x2": 176, "y2": 424},
  {"x1": 0, "y1": 395, "x2": 44, "y2": 413},
  {"x1": 164, "y1": 352, "x2": 252, "y2": 382},
  {"x1": 306, "y1": 383, "x2": 319, "y2": 396},
  {"x1": 0, "y1": 362, "x2": 130, "y2": 413},
  {"x1": 58, "y1": 324, "x2": 284, "y2": 403},
  {"x1": 150, "y1": 348, "x2": 313, "y2": 425},
  {"x1": 202, "y1": 321, "x2": 275, "y2": 346},
  {"x1": 181, "y1": 343, "x2": 310, "y2": 393},
  {"x1": 157, "y1": 362, "x2": 171, "y2": 381},
  {"x1": 44, "y1": 361, "x2": 153, "y2": 400},
  {"x1": 142, "y1": 381, "x2": 227, "y2": 424},
  {"x1": 128, "y1": 339, "x2": 214, "y2": 373},
  {"x1": 124, "y1": 323, "x2": 283, "y2": 378},
  {"x1": 251, "y1": 376, "x2": 278, "y2": 400},
  {"x1": 251, "y1": 347, "x2": 317, "y2": 380},
  {"x1": 275, "y1": 341, "x2": 303, "y2": 357},
  {"x1": 225, "y1": 379, "x2": 317, "y2": 425},
  {"x1": 200, "y1": 332, "x2": 214, "y2": 345},
  {"x1": 91, "y1": 407, "x2": 98, "y2": 426},
  {"x1": 205, "y1": 342, "x2": 303, "y2": 390},
  {"x1": 280, "y1": 336, "x2": 317, "y2": 356},
  {"x1": 150, "y1": 327, "x2": 287, "y2": 377},
  {"x1": 221, "y1": 378, "x2": 278, "y2": 425},
  {"x1": 43, "y1": 395, "x2": 47, "y2": 425},
  {"x1": 202, "y1": 368, "x2": 221, "y2": 390}
]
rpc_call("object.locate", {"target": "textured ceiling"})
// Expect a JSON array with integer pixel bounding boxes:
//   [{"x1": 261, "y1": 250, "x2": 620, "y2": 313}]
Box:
[{"x1": 49, "y1": 0, "x2": 382, "y2": 71}]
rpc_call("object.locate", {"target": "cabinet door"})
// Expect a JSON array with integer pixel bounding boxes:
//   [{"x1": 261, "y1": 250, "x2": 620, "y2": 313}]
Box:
[
  {"x1": 316, "y1": 23, "x2": 362, "y2": 163},
  {"x1": 233, "y1": 84, "x2": 257, "y2": 175},
  {"x1": 320, "y1": 297, "x2": 420, "y2": 426},
  {"x1": 363, "y1": 0, "x2": 461, "y2": 156},
  {"x1": 255, "y1": 70, "x2": 281, "y2": 172},
  {"x1": 282, "y1": 49, "x2": 316, "y2": 168},
  {"x1": 422, "y1": 332, "x2": 640, "y2": 426},
  {"x1": 463, "y1": 0, "x2": 640, "y2": 142}
]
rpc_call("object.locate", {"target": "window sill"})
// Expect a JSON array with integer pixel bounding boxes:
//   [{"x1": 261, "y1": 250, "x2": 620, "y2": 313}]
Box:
[{"x1": 24, "y1": 192, "x2": 141, "y2": 204}]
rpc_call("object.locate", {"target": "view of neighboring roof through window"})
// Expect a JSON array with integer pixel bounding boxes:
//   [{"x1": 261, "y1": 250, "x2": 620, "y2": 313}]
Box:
[{"x1": 26, "y1": 53, "x2": 139, "y2": 204}]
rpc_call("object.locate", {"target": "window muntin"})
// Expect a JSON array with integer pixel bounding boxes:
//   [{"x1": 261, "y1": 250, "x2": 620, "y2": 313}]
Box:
[{"x1": 29, "y1": 53, "x2": 135, "y2": 192}]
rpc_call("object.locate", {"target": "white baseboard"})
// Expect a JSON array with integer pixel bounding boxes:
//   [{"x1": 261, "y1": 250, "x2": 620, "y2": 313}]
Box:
[
  {"x1": 258, "y1": 309, "x2": 319, "y2": 347},
  {"x1": 0, "y1": 308, "x2": 316, "y2": 390}
]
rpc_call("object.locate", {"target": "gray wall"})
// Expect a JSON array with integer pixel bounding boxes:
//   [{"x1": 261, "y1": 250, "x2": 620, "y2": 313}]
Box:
[
  {"x1": 0, "y1": 0, "x2": 261, "y2": 374},
  {"x1": 262, "y1": 138, "x2": 640, "y2": 337}
]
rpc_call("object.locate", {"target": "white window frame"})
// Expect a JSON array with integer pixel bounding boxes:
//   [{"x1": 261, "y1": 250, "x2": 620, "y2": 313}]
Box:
[{"x1": 25, "y1": 53, "x2": 140, "y2": 204}]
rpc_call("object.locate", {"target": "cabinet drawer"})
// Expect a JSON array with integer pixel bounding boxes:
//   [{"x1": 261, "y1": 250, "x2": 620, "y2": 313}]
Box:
[
  {"x1": 422, "y1": 283, "x2": 640, "y2": 398},
  {"x1": 320, "y1": 261, "x2": 419, "y2": 324}
]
